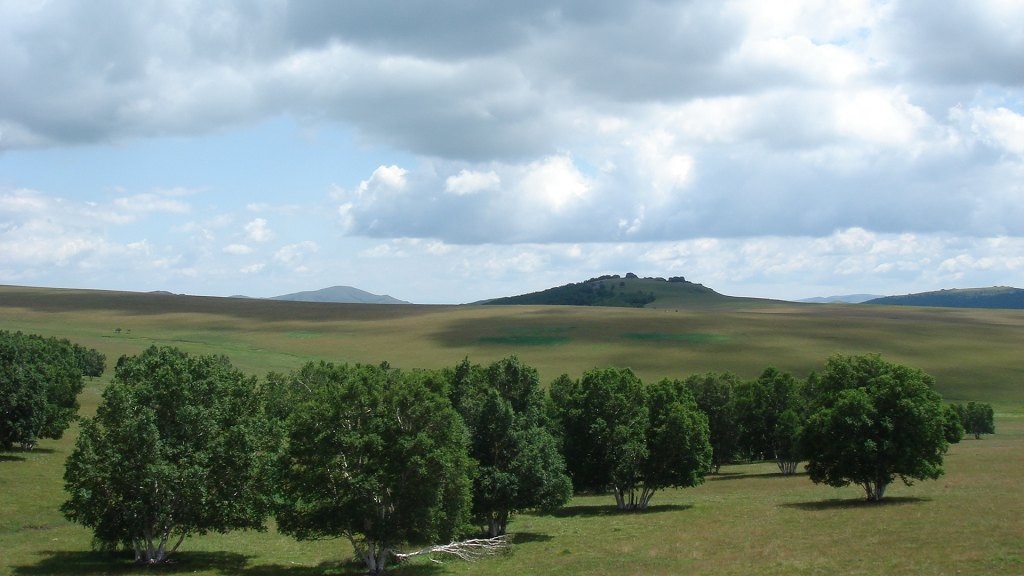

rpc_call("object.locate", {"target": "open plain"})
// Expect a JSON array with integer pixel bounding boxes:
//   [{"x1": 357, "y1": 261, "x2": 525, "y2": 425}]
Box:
[{"x1": 1, "y1": 285, "x2": 1022, "y2": 575}]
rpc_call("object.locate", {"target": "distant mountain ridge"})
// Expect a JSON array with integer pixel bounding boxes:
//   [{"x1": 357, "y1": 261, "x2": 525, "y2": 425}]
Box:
[
  {"x1": 866, "y1": 286, "x2": 1024, "y2": 309},
  {"x1": 270, "y1": 286, "x2": 410, "y2": 304},
  {"x1": 799, "y1": 294, "x2": 885, "y2": 304}
]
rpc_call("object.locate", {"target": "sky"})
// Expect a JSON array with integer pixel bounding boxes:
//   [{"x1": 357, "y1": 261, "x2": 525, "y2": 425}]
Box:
[{"x1": 1, "y1": 1, "x2": 1022, "y2": 304}]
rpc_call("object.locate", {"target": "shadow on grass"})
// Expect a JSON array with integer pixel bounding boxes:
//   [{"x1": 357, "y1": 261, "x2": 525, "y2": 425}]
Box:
[
  {"x1": 1, "y1": 447, "x2": 57, "y2": 461},
  {"x1": 12, "y1": 550, "x2": 250, "y2": 575},
  {"x1": 551, "y1": 503, "x2": 692, "y2": 518},
  {"x1": 12, "y1": 550, "x2": 449, "y2": 576},
  {"x1": 710, "y1": 471, "x2": 807, "y2": 481},
  {"x1": 781, "y1": 496, "x2": 931, "y2": 511},
  {"x1": 510, "y1": 531, "x2": 554, "y2": 544}
]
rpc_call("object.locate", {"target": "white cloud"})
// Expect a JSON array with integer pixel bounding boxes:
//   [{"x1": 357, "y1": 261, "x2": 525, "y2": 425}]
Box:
[
  {"x1": 223, "y1": 243, "x2": 252, "y2": 255},
  {"x1": 517, "y1": 155, "x2": 590, "y2": 213},
  {"x1": 273, "y1": 241, "x2": 319, "y2": 265},
  {"x1": 358, "y1": 165, "x2": 408, "y2": 196},
  {"x1": 245, "y1": 218, "x2": 273, "y2": 242},
  {"x1": 445, "y1": 169, "x2": 500, "y2": 195},
  {"x1": 953, "y1": 106, "x2": 1024, "y2": 157}
]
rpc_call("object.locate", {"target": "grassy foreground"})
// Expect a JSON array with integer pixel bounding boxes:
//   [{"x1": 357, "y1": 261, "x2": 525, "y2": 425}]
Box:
[{"x1": 1, "y1": 285, "x2": 1023, "y2": 575}]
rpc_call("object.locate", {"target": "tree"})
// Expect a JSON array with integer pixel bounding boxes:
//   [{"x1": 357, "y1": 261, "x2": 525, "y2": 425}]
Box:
[
  {"x1": 448, "y1": 357, "x2": 571, "y2": 537},
  {"x1": 550, "y1": 368, "x2": 710, "y2": 510},
  {"x1": 801, "y1": 354, "x2": 948, "y2": 502},
  {"x1": 636, "y1": 379, "x2": 712, "y2": 509},
  {"x1": 734, "y1": 367, "x2": 805, "y2": 474},
  {"x1": 549, "y1": 367, "x2": 648, "y2": 498},
  {"x1": 942, "y1": 403, "x2": 965, "y2": 444},
  {"x1": 961, "y1": 401, "x2": 995, "y2": 439},
  {"x1": 1, "y1": 330, "x2": 102, "y2": 450},
  {"x1": 683, "y1": 371, "x2": 741, "y2": 473},
  {"x1": 271, "y1": 361, "x2": 473, "y2": 575},
  {"x1": 61, "y1": 346, "x2": 272, "y2": 564}
]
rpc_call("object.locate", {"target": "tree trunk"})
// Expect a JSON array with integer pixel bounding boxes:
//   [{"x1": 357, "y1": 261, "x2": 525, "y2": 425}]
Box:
[
  {"x1": 638, "y1": 486, "x2": 656, "y2": 510},
  {"x1": 863, "y1": 480, "x2": 888, "y2": 502},
  {"x1": 358, "y1": 540, "x2": 389, "y2": 576},
  {"x1": 486, "y1": 512, "x2": 508, "y2": 538},
  {"x1": 132, "y1": 525, "x2": 183, "y2": 564},
  {"x1": 614, "y1": 487, "x2": 626, "y2": 510},
  {"x1": 776, "y1": 460, "x2": 799, "y2": 475}
]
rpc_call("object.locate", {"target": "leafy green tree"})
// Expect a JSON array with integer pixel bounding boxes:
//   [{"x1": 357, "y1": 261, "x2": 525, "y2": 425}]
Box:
[
  {"x1": 635, "y1": 379, "x2": 712, "y2": 509},
  {"x1": 550, "y1": 368, "x2": 710, "y2": 510},
  {"x1": 942, "y1": 403, "x2": 965, "y2": 444},
  {"x1": 683, "y1": 371, "x2": 741, "y2": 473},
  {"x1": 271, "y1": 361, "x2": 472, "y2": 575},
  {"x1": 801, "y1": 354, "x2": 948, "y2": 502},
  {"x1": 448, "y1": 357, "x2": 571, "y2": 537},
  {"x1": 772, "y1": 408, "x2": 804, "y2": 475},
  {"x1": 962, "y1": 401, "x2": 995, "y2": 439},
  {"x1": 550, "y1": 367, "x2": 648, "y2": 498},
  {"x1": 734, "y1": 367, "x2": 805, "y2": 474},
  {"x1": 1, "y1": 330, "x2": 102, "y2": 450},
  {"x1": 61, "y1": 346, "x2": 273, "y2": 564}
]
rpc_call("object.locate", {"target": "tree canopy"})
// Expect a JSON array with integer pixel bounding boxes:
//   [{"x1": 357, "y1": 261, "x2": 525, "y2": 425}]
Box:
[
  {"x1": 1, "y1": 330, "x2": 104, "y2": 450},
  {"x1": 683, "y1": 371, "x2": 741, "y2": 474},
  {"x1": 270, "y1": 361, "x2": 472, "y2": 575},
  {"x1": 734, "y1": 367, "x2": 805, "y2": 474},
  {"x1": 550, "y1": 367, "x2": 710, "y2": 510},
  {"x1": 61, "y1": 346, "x2": 272, "y2": 564},
  {"x1": 447, "y1": 356, "x2": 571, "y2": 536},
  {"x1": 955, "y1": 401, "x2": 995, "y2": 439},
  {"x1": 801, "y1": 354, "x2": 948, "y2": 501}
]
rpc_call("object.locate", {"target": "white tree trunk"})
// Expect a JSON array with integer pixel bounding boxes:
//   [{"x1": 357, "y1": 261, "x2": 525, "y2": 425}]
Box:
[
  {"x1": 777, "y1": 460, "x2": 799, "y2": 475},
  {"x1": 133, "y1": 525, "x2": 184, "y2": 564}
]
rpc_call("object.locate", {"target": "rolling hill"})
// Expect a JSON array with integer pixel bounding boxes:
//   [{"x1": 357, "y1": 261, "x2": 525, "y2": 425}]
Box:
[
  {"x1": 270, "y1": 285, "x2": 410, "y2": 304},
  {"x1": 798, "y1": 294, "x2": 885, "y2": 304},
  {"x1": 866, "y1": 286, "x2": 1024, "y2": 309},
  {"x1": 484, "y1": 274, "x2": 774, "y2": 309}
]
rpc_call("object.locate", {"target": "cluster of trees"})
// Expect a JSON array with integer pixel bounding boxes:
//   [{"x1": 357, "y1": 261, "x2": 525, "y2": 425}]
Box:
[
  {"x1": 0, "y1": 330, "x2": 104, "y2": 450},
  {"x1": 948, "y1": 401, "x2": 996, "y2": 439},
  {"x1": 61, "y1": 349, "x2": 572, "y2": 573},
  {"x1": 489, "y1": 278, "x2": 656, "y2": 307},
  {"x1": 549, "y1": 368, "x2": 711, "y2": 511},
  {"x1": 53, "y1": 343, "x2": 988, "y2": 573}
]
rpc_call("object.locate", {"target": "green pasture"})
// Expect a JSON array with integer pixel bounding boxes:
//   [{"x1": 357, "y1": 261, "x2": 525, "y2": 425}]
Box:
[{"x1": 1, "y1": 285, "x2": 1023, "y2": 575}]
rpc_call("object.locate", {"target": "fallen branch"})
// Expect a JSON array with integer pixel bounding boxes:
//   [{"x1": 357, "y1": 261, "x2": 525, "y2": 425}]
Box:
[{"x1": 393, "y1": 535, "x2": 510, "y2": 564}]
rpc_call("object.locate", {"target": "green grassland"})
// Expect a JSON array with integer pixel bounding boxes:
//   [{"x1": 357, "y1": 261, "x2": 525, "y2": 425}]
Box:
[{"x1": 1, "y1": 284, "x2": 1023, "y2": 575}]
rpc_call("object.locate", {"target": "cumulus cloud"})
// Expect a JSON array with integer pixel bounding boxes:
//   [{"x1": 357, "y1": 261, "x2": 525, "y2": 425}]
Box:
[
  {"x1": 273, "y1": 241, "x2": 319, "y2": 265},
  {"x1": 2, "y1": 1, "x2": 1022, "y2": 301},
  {"x1": 223, "y1": 243, "x2": 252, "y2": 255},
  {"x1": 112, "y1": 192, "x2": 191, "y2": 216},
  {"x1": 445, "y1": 170, "x2": 500, "y2": 196},
  {"x1": 244, "y1": 218, "x2": 273, "y2": 242}
]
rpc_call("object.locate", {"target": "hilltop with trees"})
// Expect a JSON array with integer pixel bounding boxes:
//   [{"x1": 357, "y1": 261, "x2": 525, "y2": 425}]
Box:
[{"x1": 483, "y1": 274, "x2": 744, "y2": 308}]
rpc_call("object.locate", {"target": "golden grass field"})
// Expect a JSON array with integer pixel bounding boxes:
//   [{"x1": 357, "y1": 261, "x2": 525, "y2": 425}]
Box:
[{"x1": 1, "y1": 285, "x2": 1022, "y2": 575}]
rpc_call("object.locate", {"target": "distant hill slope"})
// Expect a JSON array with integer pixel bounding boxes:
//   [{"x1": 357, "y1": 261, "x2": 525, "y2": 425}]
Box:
[
  {"x1": 799, "y1": 294, "x2": 885, "y2": 304},
  {"x1": 271, "y1": 286, "x2": 410, "y2": 304},
  {"x1": 484, "y1": 274, "x2": 772, "y2": 309},
  {"x1": 866, "y1": 286, "x2": 1024, "y2": 309}
]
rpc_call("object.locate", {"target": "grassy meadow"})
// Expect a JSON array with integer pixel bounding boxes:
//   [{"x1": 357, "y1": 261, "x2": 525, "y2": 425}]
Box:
[{"x1": 1, "y1": 284, "x2": 1022, "y2": 575}]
